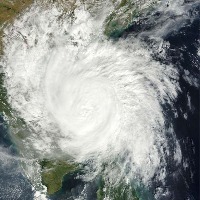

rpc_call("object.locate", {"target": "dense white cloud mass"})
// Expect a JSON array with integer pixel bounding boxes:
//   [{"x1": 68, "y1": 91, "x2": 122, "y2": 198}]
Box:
[{"x1": 1, "y1": 1, "x2": 187, "y2": 198}]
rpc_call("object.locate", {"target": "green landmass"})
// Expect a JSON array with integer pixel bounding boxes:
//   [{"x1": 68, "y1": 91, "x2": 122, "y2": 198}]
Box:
[
  {"x1": 40, "y1": 159, "x2": 77, "y2": 195},
  {"x1": 0, "y1": 0, "x2": 33, "y2": 141},
  {"x1": 0, "y1": 0, "x2": 33, "y2": 112},
  {"x1": 97, "y1": 176, "x2": 139, "y2": 200},
  {"x1": 0, "y1": 0, "x2": 33, "y2": 24},
  {"x1": 0, "y1": 71, "x2": 31, "y2": 147},
  {"x1": 0, "y1": 73, "x2": 12, "y2": 116},
  {"x1": 104, "y1": 0, "x2": 159, "y2": 38},
  {"x1": 0, "y1": 0, "x2": 33, "y2": 55}
]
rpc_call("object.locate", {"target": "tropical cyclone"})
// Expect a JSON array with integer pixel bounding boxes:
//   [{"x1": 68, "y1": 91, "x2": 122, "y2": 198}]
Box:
[
  {"x1": 44, "y1": 46, "x2": 121, "y2": 160},
  {"x1": 1, "y1": 0, "x2": 183, "y2": 198}
]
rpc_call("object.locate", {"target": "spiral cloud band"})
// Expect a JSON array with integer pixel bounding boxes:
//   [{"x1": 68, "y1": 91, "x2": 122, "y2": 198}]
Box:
[
  {"x1": 45, "y1": 47, "x2": 121, "y2": 158},
  {"x1": 2, "y1": 3, "x2": 182, "y2": 189}
]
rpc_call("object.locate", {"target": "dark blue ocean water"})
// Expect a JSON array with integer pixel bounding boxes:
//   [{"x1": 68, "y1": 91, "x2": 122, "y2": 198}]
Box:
[{"x1": 163, "y1": 18, "x2": 199, "y2": 200}]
